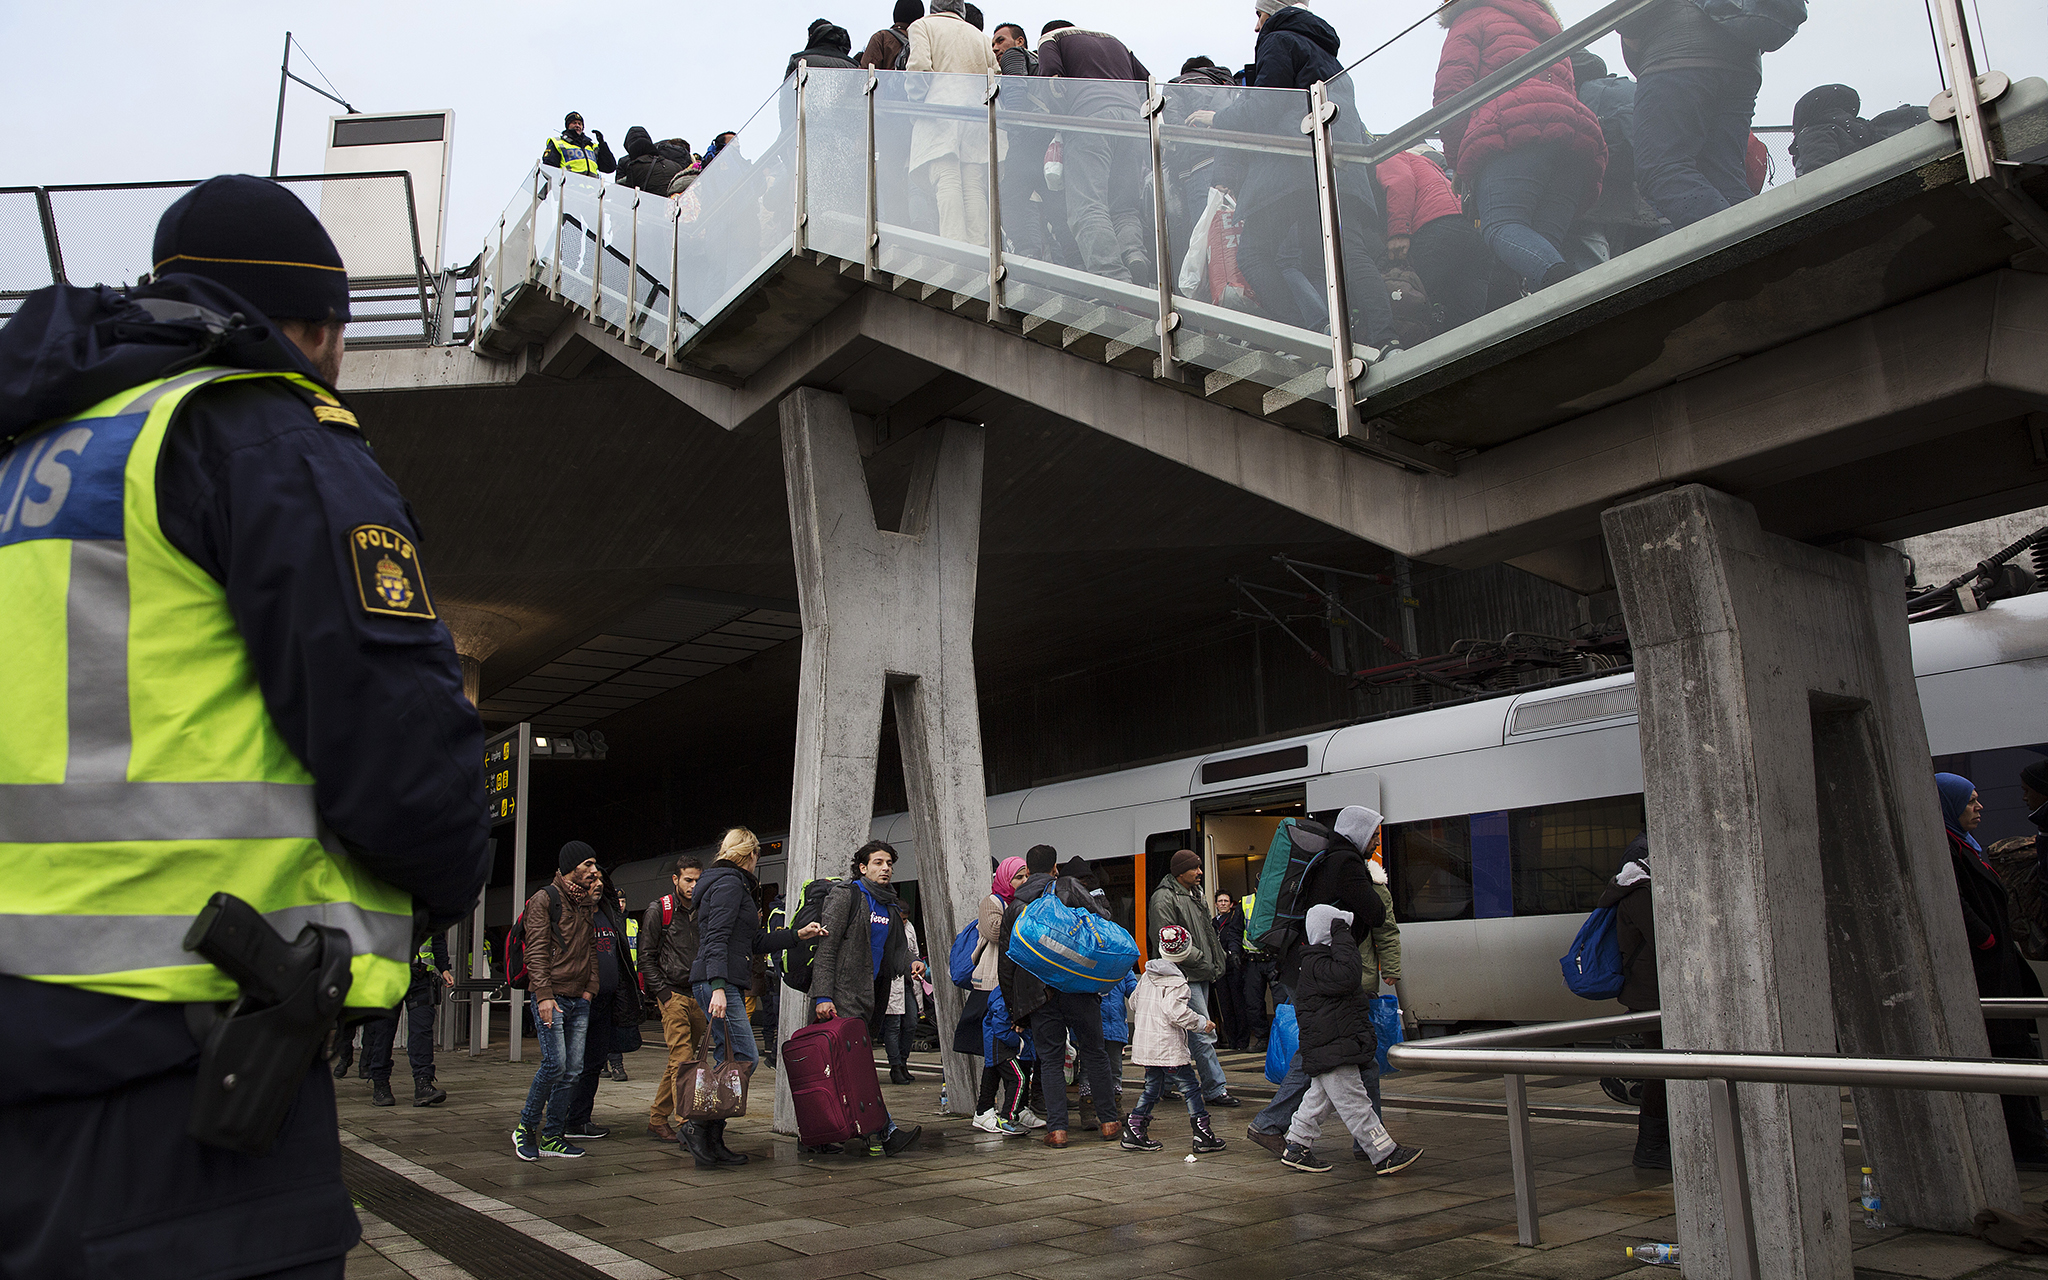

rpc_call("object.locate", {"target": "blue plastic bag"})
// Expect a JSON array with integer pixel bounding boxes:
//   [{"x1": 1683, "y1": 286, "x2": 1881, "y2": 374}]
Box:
[
  {"x1": 947, "y1": 918, "x2": 982, "y2": 988},
  {"x1": 1371, "y1": 993, "x2": 1405, "y2": 1076},
  {"x1": 1008, "y1": 894, "x2": 1140, "y2": 993},
  {"x1": 1264, "y1": 1004, "x2": 1299, "y2": 1084}
]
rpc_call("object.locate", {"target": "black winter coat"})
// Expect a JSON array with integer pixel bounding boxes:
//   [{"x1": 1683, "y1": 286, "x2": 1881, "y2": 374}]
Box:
[
  {"x1": 1280, "y1": 838, "x2": 1388, "y2": 984},
  {"x1": 1951, "y1": 832, "x2": 2045, "y2": 1047},
  {"x1": 784, "y1": 22, "x2": 860, "y2": 80},
  {"x1": 1294, "y1": 922, "x2": 1377, "y2": 1075},
  {"x1": 1594, "y1": 838, "x2": 1658, "y2": 1011},
  {"x1": 1617, "y1": 0, "x2": 1762, "y2": 85},
  {"x1": 690, "y1": 862, "x2": 799, "y2": 991},
  {"x1": 1210, "y1": 6, "x2": 1378, "y2": 219},
  {"x1": 617, "y1": 126, "x2": 688, "y2": 193},
  {"x1": 997, "y1": 873, "x2": 1106, "y2": 1021}
]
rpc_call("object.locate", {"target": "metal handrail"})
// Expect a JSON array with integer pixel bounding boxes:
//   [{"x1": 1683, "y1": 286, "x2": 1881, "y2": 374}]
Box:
[{"x1": 1386, "y1": 997, "x2": 2048, "y2": 1279}]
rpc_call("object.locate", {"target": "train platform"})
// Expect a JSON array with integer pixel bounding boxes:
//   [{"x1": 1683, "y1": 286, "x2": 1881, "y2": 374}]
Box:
[{"x1": 336, "y1": 1047, "x2": 2048, "y2": 1280}]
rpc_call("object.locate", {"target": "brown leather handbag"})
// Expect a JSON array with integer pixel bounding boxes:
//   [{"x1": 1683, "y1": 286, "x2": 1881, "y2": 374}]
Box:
[{"x1": 674, "y1": 1007, "x2": 754, "y2": 1121}]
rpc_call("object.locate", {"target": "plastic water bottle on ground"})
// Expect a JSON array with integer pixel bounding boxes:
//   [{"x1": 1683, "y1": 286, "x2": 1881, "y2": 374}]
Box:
[
  {"x1": 1628, "y1": 1244, "x2": 1680, "y2": 1267},
  {"x1": 1862, "y1": 1167, "x2": 1888, "y2": 1228}
]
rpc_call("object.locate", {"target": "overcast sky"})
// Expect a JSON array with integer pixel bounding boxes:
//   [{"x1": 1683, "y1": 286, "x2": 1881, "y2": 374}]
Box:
[{"x1": 8, "y1": 1, "x2": 2043, "y2": 272}]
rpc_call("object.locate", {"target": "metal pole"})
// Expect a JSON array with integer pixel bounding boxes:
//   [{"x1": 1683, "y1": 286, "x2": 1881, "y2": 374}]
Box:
[
  {"x1": 1708, "y1": 1078, "x2": 1762, "y2": 1280},
  {"x1": 985, "y1": 71, "x2": 1005, "y2": 323},
  {"x1": 34, "y1": 189, "x2": 66, "y2": 285},
  {"x1": 1929, "y1": 0, "x2": 1998, "y2": 184},
  {"x1": 269, "y1": 33, "x2": 292, "y2": 179},
  {"x1": 590, "y1": 182, "x2": 606, "y2": 321},
  {"x1": 491, "y1": 214, "x2": 504, "y2": 337},
  {"x1": 665, "y1": 199, "x2": 681, "y2": 367},
  {"x1": 508, "y1": 722, "x2": 531, "y2": 1063},
  {"x1": 1144, "y1": 77, "x2": 1181, "y2": 382},
  {"x1": 865, "y1": 70, "x2": 880, "y2": 282},
  {"x1": 625, "y1": 188, "x2": 639, "y2": 340},
  {"x1": 1394, "y1": 554, "x2": 1420, "y2": 658},
  {"x1": 1304, "y1": 81, "x2": 1365, "y2": 440},
  {"x1": 469, "y1": 894, "x2": 487, "y2": 1054},
  {"x1": 526, "y1": 169, "x2": 541, "y2": 293},
  {"x1": 794, "y1": 61, "x2": 810, "y2": 255},
  {"x1": 550, "y1": 175, "x2": 566, "y2": 298},
  {"x1": 1505, "y1": 1073, "x2": 1541, "y2": 1246}
]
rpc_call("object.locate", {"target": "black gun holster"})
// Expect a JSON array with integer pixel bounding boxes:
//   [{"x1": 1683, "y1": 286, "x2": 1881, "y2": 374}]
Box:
[{"x1": 182, "y1": 892, "x2": 355, "y2": 1156}]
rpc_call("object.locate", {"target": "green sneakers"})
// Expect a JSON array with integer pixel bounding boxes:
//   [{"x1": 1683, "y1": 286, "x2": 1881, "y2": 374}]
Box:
[
  {"x1": 538, "y1": 1133, "x2": 587, "y2": 1159},
  {"x1": 512, "y1": 1123, "x2": 539, "y2": 1162}
]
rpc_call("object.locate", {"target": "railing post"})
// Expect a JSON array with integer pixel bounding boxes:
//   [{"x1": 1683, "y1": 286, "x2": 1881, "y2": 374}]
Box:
[
  {"x1": 590, "y1": 182, "x2": 606, "y2": 322},
  {"x1": 794, "y1": 60, "x2": 811, "y2": 256},
  {"x1": 865, "y1": 69, "x2": 880, "y2": 282},
  {"x1": 1304, "y1": 80, "x2": 1365, "y2": 440},
  {"x1": 665, "y1": 199, "x2": 681, "y2": 367},
  {"x1": 491, "y1": 213, "x2": 504, "y2": 337},
  {"x1": 985, "y1": 70, "x2": 1006, "y2": 324},
  {"x1": 624, "y1": 188, "x2": 640, "y2": 341},
  {"x1": 1143, "y1": 77, "x2": 1182, "y2": 383},
  {"x1": 527, "y1": 168, "x2": 542, "y2": 291},
  {"x1": 1707, "y1": 1078, "x2": 1762, "y2": 1280},
  {"x1": 34, "y1": 188, "x2": 66, "y2": 285},
  {"x1": 550, "y1": 173, "x2": 566, "y2": 297},
  {"x1": 1504, "y1": 1073, "x2": 1542, "y2": 1247},
  {"x1": 1927, "y1": 0, "x2": 2048, "y2": 250}
]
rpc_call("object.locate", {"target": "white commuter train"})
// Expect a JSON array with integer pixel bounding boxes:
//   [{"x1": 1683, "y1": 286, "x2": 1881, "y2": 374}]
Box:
[{"x1": 615, "y1": 592, "x2": 2048, "y2": 1030}]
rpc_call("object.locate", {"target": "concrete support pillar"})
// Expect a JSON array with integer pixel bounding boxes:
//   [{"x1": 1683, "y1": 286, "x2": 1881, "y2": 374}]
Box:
[
  {"x1": 439, "y1": 604, "x2": 521, "y2": 707},
  {"x1": 1603, "y1": 485, "x2": 2018, "y2": 1280},
  {"x1": 773, "y1": 387, "x2": 991, "y2": 1134}
]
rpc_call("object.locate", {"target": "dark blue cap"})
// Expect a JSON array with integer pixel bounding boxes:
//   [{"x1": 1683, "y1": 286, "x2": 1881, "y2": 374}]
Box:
[{"x1": 152, "y1": 175, "x2": 351, "y2": 323}]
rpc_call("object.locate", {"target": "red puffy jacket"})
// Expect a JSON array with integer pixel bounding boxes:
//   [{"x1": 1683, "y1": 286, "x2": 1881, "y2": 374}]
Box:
[
  {"x1": 1433, "y1": 0, "x2": 1607, "y2": 201},
  {"x1": 1377, "y1": 152, "x2": 1466, "y2": 238}
]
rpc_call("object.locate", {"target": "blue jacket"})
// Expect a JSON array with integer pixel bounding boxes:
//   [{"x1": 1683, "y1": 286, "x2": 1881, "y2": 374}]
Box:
[
  {"x1": 1100, "y1": 970, "x2": 1137, "y2": 1043},
  {"x1": 0, "y1": 276, "x2": 490, "y2": 1106}
]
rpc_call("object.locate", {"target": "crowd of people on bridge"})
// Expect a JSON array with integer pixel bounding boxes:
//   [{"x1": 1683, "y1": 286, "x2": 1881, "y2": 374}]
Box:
[{"x1": 539, "y1": 0, "x2": 1929, "y2": 354}]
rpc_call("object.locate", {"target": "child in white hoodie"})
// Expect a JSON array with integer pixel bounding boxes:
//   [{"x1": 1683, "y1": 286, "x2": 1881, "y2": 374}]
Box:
[{"x1": 1121, "y1": 926, "x2": 1227, "y2": 1154}]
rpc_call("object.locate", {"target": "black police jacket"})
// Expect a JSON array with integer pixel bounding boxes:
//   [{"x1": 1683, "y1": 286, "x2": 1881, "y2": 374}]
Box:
[{"x1": 0, "y1": 276, "x2": 490, "y2": 1104}]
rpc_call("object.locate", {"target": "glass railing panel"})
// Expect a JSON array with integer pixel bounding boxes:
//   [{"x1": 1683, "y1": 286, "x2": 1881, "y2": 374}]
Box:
[
  {"x1": 626, "y1": 193, "x2": 676, "y2": 351},
  {"x1": 589, "y1": 184, "x2": 641, "y2": 332},
  {"x1": 875, "y1": 69, "x2": 993, "y2": 304},
  {"x1": 674, "y1": 84, "x2": 794, "y2": 330},
  {"x1": 990, "y1": 68, "x2": 1155, "y2": 359},
  {"x1": 802, "y1": 67, "x2": 873, "y2": 263},
  {"x1": 1321, "y1": 0, "x2": 1954, "y2": 381},
  {"x1": 1157, "y1": 77, "x2": 1329, "y2": 402},
  {"x1": 554, "y1": 171, "x2": 605, "y2": 312}
]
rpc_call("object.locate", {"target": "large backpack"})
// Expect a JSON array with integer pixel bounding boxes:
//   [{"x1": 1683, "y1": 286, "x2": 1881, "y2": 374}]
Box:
[
  {"x1": 505, "y1": 882, "x2": 564, "y2": 990},
  {"x1": 947, "y1": 917, "x2": 983, "y2": 988},
  {"x1": 1559, "y1": 905, "x2": 1627, "y2": 999},
  {"x1": 1008, "y1": 894, "x2": 1140, "y2": 994},
  {"x1": 1245, "y1": 818, "x2": 1345, "y2": 958},
  {"x1": 775, "y1": 877, "x2": 843, "y2": 993},
  {"x1": 1688, "y1": 0, "x2": 1809, "y2": 52}
]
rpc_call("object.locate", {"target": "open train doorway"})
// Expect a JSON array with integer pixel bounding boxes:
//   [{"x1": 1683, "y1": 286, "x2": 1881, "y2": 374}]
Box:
[{"x1": 1191, "y1": 787, "x2": 1307, "y2": 924}]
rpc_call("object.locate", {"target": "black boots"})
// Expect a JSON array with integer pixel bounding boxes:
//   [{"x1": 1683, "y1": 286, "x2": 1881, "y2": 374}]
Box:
[
  {"x1": 706, "y1": 1119, "x2": 748, "y2": 1165},
  {"x1": 1633, "y1": 1117, "x2": 1672, "y2": 1170},
  {"x1": 678, "y1": 1121, "x2": 720, "y2": 1168},
  {"x1": 412, "y1": 1077, "x2": 447, "y2": 1107},
  {"x1": 1191, "y1": 1114, "x2": 1225, "y2": 1154},
  {"x1": 370, "y1": 1080, "x2": 395, "y2": 1107},
  {"x1": 1120, "y1": 1114, "x2": 1162, "y2": 1152}
]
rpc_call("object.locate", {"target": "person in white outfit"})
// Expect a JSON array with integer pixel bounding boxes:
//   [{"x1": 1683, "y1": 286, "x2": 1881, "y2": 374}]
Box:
[
  {"x1": 1119, "y1": 926, "x2": 1227, "y2": 1155},
  {"x1": 905, "y1": 0, "x2": 1001, "y2": 244}
]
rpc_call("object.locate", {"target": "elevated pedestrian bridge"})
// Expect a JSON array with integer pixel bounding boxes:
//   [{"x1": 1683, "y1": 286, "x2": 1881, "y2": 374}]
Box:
[{"x1": 442, "y1": 0, "x2": 2048, "y2": 587}]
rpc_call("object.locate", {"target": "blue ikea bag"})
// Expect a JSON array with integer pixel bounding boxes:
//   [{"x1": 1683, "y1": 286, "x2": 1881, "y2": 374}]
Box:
[
  {"x1": 1370, "y1": 993, "x2": 1404, "y2": 1076},
  {"x1": 1559, "y1": 905, "x2": 1626, "y2": 1000},
  {"x1": 947, "y1": 918, "x2": 983, "y2": 989},
  {"x1": 1008, "y1": 894, "x2": 1139, "y2": 993},
  {"x1": 1264, "y1": 1004, "x2": 1299, "y2": 1084}
]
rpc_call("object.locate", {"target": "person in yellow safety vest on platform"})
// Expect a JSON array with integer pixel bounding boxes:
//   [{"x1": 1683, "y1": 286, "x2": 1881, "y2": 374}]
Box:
[
  {"x1": 0, "y1": 174, "x2": 490, "y2": 1280},
  {"x1": 542, "y1": 111, "x2": 615, "y2": 176}
]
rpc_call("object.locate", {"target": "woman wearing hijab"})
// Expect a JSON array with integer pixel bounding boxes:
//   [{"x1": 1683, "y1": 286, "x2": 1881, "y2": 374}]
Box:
[
  {"x1": 970, "y1": 856, "x2": 1038, "y2": 1133},
  {"x1": 1939, "y1": 772, "x2": 2048, "y2": 1169}
]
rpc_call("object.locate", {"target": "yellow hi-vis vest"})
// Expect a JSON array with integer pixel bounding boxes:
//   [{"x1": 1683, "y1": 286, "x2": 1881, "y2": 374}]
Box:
[
  {"x1": 548, "y1": 134, "x2": 600, "y2": 174},
  {"x1": 0, "y1": 367, "x2": 414, "y2": 1010}
]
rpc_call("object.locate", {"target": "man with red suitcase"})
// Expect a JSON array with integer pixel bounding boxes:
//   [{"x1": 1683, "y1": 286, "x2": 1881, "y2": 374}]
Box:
[{"x1": 786, "y1": 841, "x2": 926, "y2": 1155}]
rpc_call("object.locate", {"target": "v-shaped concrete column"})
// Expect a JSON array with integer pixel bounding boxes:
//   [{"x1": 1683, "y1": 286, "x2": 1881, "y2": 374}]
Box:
[
  {"x1": 1605, "y1": 485, "x2": 2018, "y2": 1280},
  {"x1": 771, "y1": 387, "x2": 991, "y2": 1134}
]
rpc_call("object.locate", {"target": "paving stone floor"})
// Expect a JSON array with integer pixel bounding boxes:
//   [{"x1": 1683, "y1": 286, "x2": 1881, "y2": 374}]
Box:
[{"x1": 339, "y1": 1046, "x2": 2048, "y2": 1280}]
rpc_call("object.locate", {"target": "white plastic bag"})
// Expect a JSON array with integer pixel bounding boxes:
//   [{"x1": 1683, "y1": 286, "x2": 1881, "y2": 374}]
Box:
[{"x1": 1178, "y1": 186, "x2": 1229, "y2": 297}]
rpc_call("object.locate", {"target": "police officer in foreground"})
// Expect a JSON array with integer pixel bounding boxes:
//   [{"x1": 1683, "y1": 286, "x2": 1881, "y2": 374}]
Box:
[
  {"x1": 542, "y1": 110, "x2": 615, "y2": 175},
  {"x1": 0, "y1": 175, "x2": 489, "y2": 1279}
]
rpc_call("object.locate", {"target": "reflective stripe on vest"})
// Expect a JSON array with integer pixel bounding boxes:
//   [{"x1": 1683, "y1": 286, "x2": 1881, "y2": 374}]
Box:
[
  {"x1": 549, "y1": 134, "x2": 599, "y2": 174},
  {"x1": 0, "y1": 367, "x2": 414, "y2": 1009}
]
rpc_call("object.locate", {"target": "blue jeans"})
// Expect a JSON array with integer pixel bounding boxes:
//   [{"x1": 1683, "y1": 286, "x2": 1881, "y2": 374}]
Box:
[
  {"x1": 693, "y1": 982, "x2": 759, "y2": 1065},
  {"x1": 519, "y1": 995, "x2": 588, "y2": 1136},
  {"x1": 1634, "y1": 66, "x2": 1759, "y2": 230},
  {"x1": 1474, "y1": 142, "x2": 1587, "y2": 289},
  {"x1": 1252, "y1": 1051, "x2": 1381, "y2": 1144},
  {"x1": 1183, "y1": 980, "x2": 1229, "y2": 1099},
  {"x1": 1131, "y1": 1063, "x2": 1206, "y2": 1120}
]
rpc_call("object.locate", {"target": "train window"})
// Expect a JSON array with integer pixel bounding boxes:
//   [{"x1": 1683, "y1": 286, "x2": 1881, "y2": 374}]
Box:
[
  {"x1": 1385, "y1": 816, "x2": 1474, "y2": 921},
  {"x1": 1507, "y1": 794, "x2": 1646, "y2": 915}
]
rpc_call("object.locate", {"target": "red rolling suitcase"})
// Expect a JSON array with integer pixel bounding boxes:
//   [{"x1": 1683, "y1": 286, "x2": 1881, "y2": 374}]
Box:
[{"x1": 783, "y1": 1016, "x2": 886, "y2": 1146}]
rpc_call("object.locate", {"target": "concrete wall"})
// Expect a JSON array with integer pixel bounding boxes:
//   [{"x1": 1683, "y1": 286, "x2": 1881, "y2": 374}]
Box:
[{"x1": 1894, "y1": 505, "x2": 2048, "y2": 588}]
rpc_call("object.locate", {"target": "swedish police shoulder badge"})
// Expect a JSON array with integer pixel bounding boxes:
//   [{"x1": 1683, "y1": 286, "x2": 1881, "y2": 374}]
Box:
[{"x1": 348, "y1": 524, "x2": 436, "y2": 619}]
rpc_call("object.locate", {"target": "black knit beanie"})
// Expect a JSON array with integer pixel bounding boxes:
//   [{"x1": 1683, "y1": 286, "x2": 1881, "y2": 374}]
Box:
[
  {"x1": 559, "y1": 840, "x2": 597, "y2": 875},
  {"x1": 151, "y1": 175, "x2": 351, "y2": 323}
]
